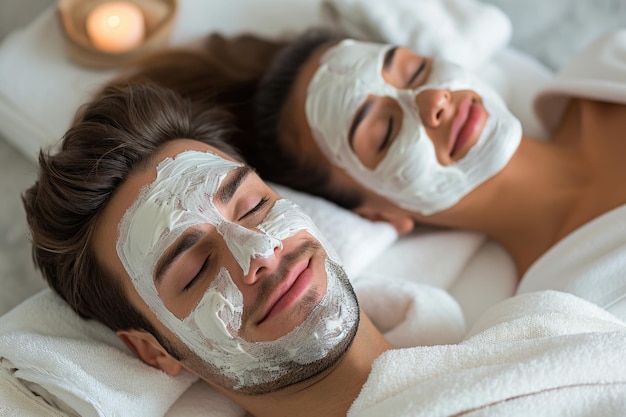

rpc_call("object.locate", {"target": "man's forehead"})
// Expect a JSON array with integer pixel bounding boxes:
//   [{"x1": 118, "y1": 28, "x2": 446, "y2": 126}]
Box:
[
  {"x1": 153, "y1": 149, "x2": 240, "y2": 181},
  {"x1": 157, "y1": 138, "x2": 233, "y2": 159},
  {"x1": 116, "y1": 149, "x2": 242, "y2": 276}
]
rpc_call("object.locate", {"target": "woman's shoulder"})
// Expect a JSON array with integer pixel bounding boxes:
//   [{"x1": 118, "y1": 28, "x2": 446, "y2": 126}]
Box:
[{"x1": 534, "y1": 30, "x2": 626, "y2": 134}]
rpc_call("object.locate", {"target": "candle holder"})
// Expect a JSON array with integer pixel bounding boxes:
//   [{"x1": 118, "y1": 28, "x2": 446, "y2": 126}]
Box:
[{"x1": 57, "y1": 0, "x2": 178, "y2": 68}]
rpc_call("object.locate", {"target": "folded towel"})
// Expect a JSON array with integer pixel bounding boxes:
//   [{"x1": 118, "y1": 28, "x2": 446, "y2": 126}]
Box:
[
  {"x1": 349, "y1": 291, "x2": 626, "y2": 417},
  {"x1": 0, "y1": 290, "x2": 198, "y2": 417},
  {"x1": 0, "y1": 361, "x2": 70, "y2": 417},
  {"x1": 321, "y1": 0, "x2": 512, "y2": 69},
  {"x1": 354, "y1": 279, "x2": 466, "y2": 347}
]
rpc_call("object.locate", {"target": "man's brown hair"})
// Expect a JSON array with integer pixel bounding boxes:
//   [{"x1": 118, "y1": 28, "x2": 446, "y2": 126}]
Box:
[{"x1": 23, "y1": 82, "x2": 238, "y2": 345}]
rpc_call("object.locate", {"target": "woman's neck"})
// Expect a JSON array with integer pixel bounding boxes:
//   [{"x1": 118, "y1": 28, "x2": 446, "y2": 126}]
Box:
[
  {"x1": 231, "y1": 312, "x2": 392, "y2": 417},
  {"x1": 480, "y1": 135, "x2": 589, "y2": 274}
]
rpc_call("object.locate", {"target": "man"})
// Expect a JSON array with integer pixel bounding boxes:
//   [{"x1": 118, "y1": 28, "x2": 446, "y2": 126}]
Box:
[
  {"x1": 23, "y1": 82, "x2": 626, "y2": 416},
  {"x1": 24, "y1": 82, "x2": 389, "y2": 416}
]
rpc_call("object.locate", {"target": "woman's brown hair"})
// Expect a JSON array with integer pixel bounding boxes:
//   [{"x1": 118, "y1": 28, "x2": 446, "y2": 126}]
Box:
[{"x1": 110, "y1": 33, "x2": 288, "y2": 152}]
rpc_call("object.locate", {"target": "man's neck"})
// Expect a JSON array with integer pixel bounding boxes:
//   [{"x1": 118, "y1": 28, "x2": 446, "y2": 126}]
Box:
[{"x1": 230, "y1": 312, "x2": 392, "y2": 417}]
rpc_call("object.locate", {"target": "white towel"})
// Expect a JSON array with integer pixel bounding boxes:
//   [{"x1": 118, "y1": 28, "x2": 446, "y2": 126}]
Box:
[
  {"x1": 0, "y1": 290, "x2": 197, "y2": 417},
  {"x1": 354, "y1": 279, "x2": 466, "y2": 347},
  {"x1": 321, "y1": 0, "x2": 512, "y2": 69},
  {"x1": 0, "y1": 361, "x2": 70, "y2": 417},
  {"x1": 348, "y1": 291, "x2": 626, "y2": 417}
]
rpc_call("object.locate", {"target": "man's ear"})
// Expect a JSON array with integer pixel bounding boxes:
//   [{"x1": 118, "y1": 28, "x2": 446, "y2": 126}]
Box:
[
  {"x1": 117, "y1": 329, "x2": 182, "y2": 376},
  {"x1": 353, "y1": 205, "x2": 414, "y2": 235}
]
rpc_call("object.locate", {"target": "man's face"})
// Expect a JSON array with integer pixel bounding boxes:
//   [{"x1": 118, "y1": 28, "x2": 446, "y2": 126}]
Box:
[{"x1": 94, "y1": 139, "x2": 359, "y2": 395}]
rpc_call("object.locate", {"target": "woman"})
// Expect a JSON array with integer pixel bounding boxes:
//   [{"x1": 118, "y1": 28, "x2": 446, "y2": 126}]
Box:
[{"x1": 250, "y1": 29, "x2": 626, "y2": 282}]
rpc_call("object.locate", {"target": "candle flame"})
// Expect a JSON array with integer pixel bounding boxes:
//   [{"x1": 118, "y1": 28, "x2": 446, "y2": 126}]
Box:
[{"x1": 106, "y1": 15, "x2": 122, "y2": 29}]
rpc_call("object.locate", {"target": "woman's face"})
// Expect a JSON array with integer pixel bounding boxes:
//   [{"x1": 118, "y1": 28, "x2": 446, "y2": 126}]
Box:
[{"x1": 295, "y1": 40, "x2": 522, "y2": 216}]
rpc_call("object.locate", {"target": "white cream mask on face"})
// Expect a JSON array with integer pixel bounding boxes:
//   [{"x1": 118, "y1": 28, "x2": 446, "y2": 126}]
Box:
[
  {"x1": 116, "y1": 150, "x2": 358, "y2": 392},
  {"x1": 306, "y1": 40, "x2": 522, "y2": 215}
]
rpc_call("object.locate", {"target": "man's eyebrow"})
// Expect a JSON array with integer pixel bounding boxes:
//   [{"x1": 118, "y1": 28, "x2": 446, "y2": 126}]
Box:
[
  {"x1": 216, "y1": 165, "x2": 252, "y2": 206},
  {"x1": 348, "y1": 101, "x2": 374, "y2": 149},
  {"x1": 383, "y1": 46, "x2": 398, "y2": 71},
  {"x1": 154, "y1": 230, "x2": 203, "y2": 286}
]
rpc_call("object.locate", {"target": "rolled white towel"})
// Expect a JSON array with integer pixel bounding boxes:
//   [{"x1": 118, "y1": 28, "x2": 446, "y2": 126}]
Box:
[
  {"x1": 0, "y1": 290, "x2": 197, "y2": 417},
  {"x1": 354, "y1": 279, "x2": 466, "y2": 347}
]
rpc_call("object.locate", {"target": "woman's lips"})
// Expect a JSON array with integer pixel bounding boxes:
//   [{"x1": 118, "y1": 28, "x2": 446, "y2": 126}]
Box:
[
  {"x1": 259, "y1": 259, "x2": 313, "y2": 324},
  {"x1": 449, "y1": 97, "x2": 484, "y2": 159}
]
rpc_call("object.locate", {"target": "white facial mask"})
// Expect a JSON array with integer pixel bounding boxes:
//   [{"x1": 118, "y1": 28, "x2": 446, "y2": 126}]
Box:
[
  {"x1": 305, "y1": 40, "x2": 522, "y2": 215},
  {"x1": 116, "y1": 150, "x2": 358, "y2": 391}
]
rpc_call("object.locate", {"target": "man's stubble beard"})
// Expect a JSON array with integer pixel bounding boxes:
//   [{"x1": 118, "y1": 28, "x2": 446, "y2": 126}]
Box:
[{"x1": 169, "y1": 244, "x2": 360, "y2": 395}]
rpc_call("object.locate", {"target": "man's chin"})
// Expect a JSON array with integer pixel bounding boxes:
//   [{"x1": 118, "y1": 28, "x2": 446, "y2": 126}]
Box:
[{"x1": 231, "y1": 313, "x2": 359, "y2": 396}]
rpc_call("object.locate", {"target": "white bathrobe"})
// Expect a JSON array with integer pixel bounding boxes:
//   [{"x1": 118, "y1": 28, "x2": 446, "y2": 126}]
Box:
[{"x1": 348, "y1": 290, "x2": 626, "y2": 416}]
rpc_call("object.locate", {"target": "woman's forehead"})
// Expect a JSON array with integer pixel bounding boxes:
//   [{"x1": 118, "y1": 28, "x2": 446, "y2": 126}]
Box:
[{"x1": 317, "y1": 39, "x2": 391, "y2": 81}]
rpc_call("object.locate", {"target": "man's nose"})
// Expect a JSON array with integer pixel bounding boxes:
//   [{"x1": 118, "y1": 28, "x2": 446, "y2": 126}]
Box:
[
  {"x1": 415, "y1": 89, "x2": 452, "y2": 128},
  {"x1": 242, "y1": 244, "x2": 282, "y2": 285}
]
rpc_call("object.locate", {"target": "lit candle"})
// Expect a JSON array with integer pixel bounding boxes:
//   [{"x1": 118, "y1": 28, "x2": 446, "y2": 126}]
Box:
[{"x1": 86, "y1": 1, "x2": 145, "y2": 53}]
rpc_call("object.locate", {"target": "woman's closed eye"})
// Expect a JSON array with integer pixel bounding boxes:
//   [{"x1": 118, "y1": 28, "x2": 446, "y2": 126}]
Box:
[
  {"x1": 351, "y1": 96, "x2": 403, "y2": 169},
  {"x1": 379, "y1": 117, "x2": 394, "y2": 152},
  {"x1": 407, "y1": 59, "x2": 427, "y2": 88},
  {"x1": 382, "y1": 47, "x2": 431, "y2": 90}
]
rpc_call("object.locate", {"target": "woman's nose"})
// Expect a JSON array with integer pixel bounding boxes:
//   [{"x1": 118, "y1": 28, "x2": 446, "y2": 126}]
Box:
[
  {"x1": 415, "y1": 89, "x2": 452, "y2": 127},
  {"x1": 242, "y1": 244, "x2": 282, "y2": 285}
]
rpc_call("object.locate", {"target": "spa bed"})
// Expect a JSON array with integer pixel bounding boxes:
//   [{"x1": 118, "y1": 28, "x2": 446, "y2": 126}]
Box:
[{"x1": 0, "y1": 0, "x2": 624, "y2": 415}]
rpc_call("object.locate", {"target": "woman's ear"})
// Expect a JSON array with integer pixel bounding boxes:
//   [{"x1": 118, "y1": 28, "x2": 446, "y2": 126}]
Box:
[
  {"x1": 354, "y1": 205, "x2": 414, "y2": 235},
  {"x1": 117, "y1": 329, "x2": 183, "y2": 376}
]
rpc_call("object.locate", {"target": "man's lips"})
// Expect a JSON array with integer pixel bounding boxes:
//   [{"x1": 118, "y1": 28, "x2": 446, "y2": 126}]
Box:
[
  {"x1": 449, "y1": 97, "x2": 484, "y2": 158},
  {"x1": 258, "y1": 258, "x2": 313, "y2": 324}
]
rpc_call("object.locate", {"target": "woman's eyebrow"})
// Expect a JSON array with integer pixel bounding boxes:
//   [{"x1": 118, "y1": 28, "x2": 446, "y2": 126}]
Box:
[
  {"x1": 154, "y1": 229, "x2": 203, "y2": 286},
  {"x1": 407, "y1": 59, "x2": 427, "y2": 87},
  {"x1": 383, "y1": 46, "x2": 398, "y2": 71}
]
